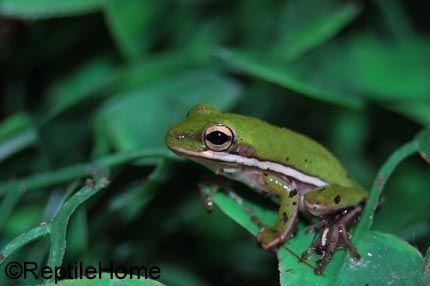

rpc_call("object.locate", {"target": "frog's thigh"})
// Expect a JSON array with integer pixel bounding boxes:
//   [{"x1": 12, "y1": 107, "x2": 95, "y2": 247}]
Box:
[
  {"x1": 264, "y1": 175, "x2": 299, "y2": 238},
  {"x1": 304, "y1": 185, "x2": 367, "y2": 216}
]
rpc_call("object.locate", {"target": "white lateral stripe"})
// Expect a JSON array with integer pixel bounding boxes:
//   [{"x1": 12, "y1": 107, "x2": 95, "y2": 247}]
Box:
[
  {"x1": 177, "y1": 146, "x2": 328, "y2": 187},
  {"x1": 202, "y1": 151, "x2": 328, "y2": 187}
]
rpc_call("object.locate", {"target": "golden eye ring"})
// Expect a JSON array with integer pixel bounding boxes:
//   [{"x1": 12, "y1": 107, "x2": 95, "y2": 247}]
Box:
[{"x1": 203, "y1": 124, "x2": 234, "y2": 151}]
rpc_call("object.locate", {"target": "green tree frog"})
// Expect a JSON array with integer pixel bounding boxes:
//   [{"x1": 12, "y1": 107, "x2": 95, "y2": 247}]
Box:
[{"x1": 165, "y1": 103, "x2": 368, "y2": 274}]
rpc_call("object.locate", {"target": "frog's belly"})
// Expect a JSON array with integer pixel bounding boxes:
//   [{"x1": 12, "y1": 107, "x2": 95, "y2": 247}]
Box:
[{"x1": 218, "y1": 165, "x2": 320, "y2": 213}]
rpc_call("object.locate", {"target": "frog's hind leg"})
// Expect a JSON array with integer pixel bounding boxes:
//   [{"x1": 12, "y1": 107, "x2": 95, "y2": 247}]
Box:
[
  {"x1": 255, "y1": 175, "x2": 300, "y2": 250},
  {"x1": 302, "y1": 203, "x2": 363, "y2": 274}
]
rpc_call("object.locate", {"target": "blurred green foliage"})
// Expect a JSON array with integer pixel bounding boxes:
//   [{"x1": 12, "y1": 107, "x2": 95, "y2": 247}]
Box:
[{"x1": 0, "y1": 0, "x2": 429, "y2": 285}]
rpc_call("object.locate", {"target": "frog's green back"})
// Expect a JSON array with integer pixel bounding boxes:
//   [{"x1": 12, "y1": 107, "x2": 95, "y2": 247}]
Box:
[
  {"x1": 168, "y1": 104, "x2": 362, "y2": 188},
  {"x1": 225, "y1": 112, "x2": 358, "y2": 187}
]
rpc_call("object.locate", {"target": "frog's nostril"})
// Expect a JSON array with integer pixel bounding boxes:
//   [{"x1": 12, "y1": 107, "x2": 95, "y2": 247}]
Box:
[{"x1": 175, "y1": 131, "x2": 185, "y2": 140}]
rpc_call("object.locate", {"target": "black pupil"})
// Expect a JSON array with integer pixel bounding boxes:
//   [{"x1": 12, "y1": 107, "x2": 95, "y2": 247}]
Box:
[{"x1": 206, "y1": 131, "x2": 229, "y2": 145}]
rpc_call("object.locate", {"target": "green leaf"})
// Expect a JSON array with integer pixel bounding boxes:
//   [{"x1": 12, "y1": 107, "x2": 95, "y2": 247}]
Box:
[
  {"x1": 212, "y1": 190, "x2": 423, "y2": 286},
  {"x1": 0, "y1": 113, "x2": 37, "y2": 163},
  {"x1": 170, "y1": 17, "x2": 227, "y2": 62},
  {"x1": 334, "y1": 231, "x2": 422, "y2": 286},
  {"x1": 274, "y1": 0, "x2": 360, "y2": 60},
  {"x1": 216, "y1": 48, "x2": 364, "y2": 109},
  {"x1": 348, "y1": 35, "x2": 430, "y2": 100},
  {"x1": 104, "y1": 0, "x2": 160, "y2": 61},
  {"x1": 0, "y1": 0, "x2": 102, "y2": 19},
  {"x1": 212, "y1": 192, "x2": 274, "y2": 236},
  {"x1": 113, "y1": 52, "x2": 202, "y2": 94},
  {"x1": 278, "y1": 231, "x2": 422, "y2": 286},
  {"x1": 95, "y1": 69, "x2": 242, "y2": 152}
]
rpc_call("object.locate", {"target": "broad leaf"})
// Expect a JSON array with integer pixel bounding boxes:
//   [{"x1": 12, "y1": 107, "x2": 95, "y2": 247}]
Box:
[
  {"x1": 95, "y1": 69, "x2": 242, "y2": 152},
  {"x1": 216, "y1": 48, "x2": 364, "y2": 109},
  {"x1": 212, "y1": 191, "x2": 423, "y2": 285}
]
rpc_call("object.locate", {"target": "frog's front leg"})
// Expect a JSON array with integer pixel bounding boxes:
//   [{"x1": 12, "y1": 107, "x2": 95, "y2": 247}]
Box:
[
  {"x1": 256, "y1": 175, "x2": 300, "y2": 250},
  {"x1": 302, "y1": 185, "x2": 367, "y2": 274}
]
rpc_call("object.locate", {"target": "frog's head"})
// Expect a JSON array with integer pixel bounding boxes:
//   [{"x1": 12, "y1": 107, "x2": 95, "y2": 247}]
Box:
[
  {"x1": 166, "y1": 103, "x2": 235, "y2": 155},
  {"x1": 165, "y1": 103, "x2": 262, "y2": 171}
]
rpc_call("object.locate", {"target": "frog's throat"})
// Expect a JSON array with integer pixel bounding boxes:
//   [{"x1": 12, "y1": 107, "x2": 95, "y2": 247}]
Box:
[{"x1": 172, "y1": 146, "x2": 329, "y2": 188}]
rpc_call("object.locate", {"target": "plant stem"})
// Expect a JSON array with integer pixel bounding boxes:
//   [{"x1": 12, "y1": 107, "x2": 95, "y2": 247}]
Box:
[{"x1": 356, "y1": 139, "x2": 419, "y2": 234}]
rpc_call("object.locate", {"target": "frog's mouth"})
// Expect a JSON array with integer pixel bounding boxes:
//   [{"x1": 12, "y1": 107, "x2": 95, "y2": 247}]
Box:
[{"x1": 169, "y1": 145, "x2": 328, "y2": 188}]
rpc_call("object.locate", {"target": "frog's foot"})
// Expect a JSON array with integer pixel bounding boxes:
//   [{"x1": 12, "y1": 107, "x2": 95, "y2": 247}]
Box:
[
  {"x1": 251, "y1": 215, "x2": 289, "y2": 250},
  {"x1": 302, "y1": 204, "x2": 363, "y2": 275},
  {"x1": 257, "y1": 227, "x2": 283, "y2": 250}
]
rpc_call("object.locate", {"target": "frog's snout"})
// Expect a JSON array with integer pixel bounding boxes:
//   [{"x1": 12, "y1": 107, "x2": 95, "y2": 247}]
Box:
[{"x1": 165, "y1": 128, "x2": 177, "y2": 149}]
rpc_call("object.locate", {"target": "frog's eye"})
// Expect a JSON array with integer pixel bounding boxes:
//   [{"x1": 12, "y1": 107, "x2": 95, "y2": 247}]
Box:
[{"x1": 204, "y1": 124, "x2": 234, "y2": 151}]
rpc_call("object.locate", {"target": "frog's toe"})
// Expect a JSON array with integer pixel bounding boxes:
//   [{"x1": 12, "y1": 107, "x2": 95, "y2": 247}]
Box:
[
  {"x1": 256, "y1": 228, "x2": 283, "y2": 250},
  {"x1": 303, "y1": 204, "x2": 363, "y2": 274}
]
